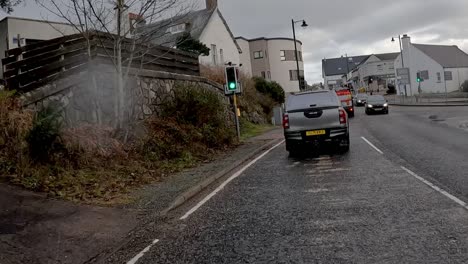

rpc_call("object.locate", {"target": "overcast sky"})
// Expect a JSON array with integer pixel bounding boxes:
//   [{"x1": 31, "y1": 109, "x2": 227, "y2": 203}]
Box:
[{"x1": 4, "y1": 0, "x2": 468, "y2": 84}]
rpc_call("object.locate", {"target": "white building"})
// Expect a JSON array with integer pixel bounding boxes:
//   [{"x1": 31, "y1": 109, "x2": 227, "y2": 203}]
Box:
[
  {"x1": 350, "y1": 52, "x2": 399, "y2": 92},
  {"x1": 322, "y1": 55, "x2": 369, "y2": 89},
  {"x1": 0, "y1": 17, "x2": 77, "y2": 77},
  {"x1": 142, "y1": 0, "x2": 241, "y2": 67},
  {"x1": 395, "y1": 34, "x2": 468, "y2": 95},
  {"x1": 236, "y1": 37, "x2": 304, "y2": 94}
]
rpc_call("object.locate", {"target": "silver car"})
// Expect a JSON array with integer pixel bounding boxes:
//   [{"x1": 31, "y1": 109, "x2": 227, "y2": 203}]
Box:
[{"x1": 283, "y1": 90, "x2": 350, "y2": 154}]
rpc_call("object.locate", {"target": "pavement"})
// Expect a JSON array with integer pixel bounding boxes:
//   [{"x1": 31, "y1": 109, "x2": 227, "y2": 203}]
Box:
[
  {"x1": 100, "y1": 105, "x2": 468, "y2": 264},
  {"x1": 385, "y1": 95, "x2": 468, "y2": 106}
]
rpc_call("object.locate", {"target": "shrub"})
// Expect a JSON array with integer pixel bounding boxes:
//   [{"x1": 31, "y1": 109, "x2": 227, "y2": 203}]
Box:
[
  {"x1": 27, "y1": 105, "x2": 62, "y2": 162},
  {"x1": 0, "y1": 91, "x2": 33, "y2": 174},
  {"x1": 253, "y1": 77, "x2": 285, "y2": 103},
  {"x1": 176, "y1": 33, "x2": 210, "y2": 56},
  {"x1": 140, "y1": 83, "x2": 234, "y2": 165}
]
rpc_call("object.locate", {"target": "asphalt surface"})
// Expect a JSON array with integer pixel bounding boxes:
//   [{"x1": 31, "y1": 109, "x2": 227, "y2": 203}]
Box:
[{"x1": 107, "y1": 106, "x2": 468, "y2": 264}]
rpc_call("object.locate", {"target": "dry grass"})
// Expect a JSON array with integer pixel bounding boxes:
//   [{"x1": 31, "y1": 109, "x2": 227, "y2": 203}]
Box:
[{"x1": 0, "y1": 84, "x2": 235, "y2": 205}]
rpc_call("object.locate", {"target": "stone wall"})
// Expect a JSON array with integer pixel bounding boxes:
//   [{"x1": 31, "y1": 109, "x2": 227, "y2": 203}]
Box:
[{"x1": 20, "y1": 65, "x2": 227, "y2": 128}]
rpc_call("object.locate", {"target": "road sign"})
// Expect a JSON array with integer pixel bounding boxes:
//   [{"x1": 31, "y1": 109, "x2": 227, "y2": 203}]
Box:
[{"x1": 396, "y1": 68, "x2": 410, "y2": 85}]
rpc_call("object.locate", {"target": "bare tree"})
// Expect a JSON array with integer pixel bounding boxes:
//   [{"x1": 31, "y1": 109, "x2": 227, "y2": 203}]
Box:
[{"x1": 36, "y1": 0, "x2": 196, "y2": 128}]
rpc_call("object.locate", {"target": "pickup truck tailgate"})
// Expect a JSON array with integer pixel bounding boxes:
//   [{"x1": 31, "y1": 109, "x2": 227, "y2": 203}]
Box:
[{"x1": 287, "y1": 106, "x2": 340, "y2": 132}]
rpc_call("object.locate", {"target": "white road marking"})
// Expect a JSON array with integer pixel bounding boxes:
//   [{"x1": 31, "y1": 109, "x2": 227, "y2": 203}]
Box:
[
  {"x1": 180, "y1": 140, "x2": 285, "y2": 220},
  {"x1": 313, "y1": 157, "x2": 332, "y2": 161},
  {"x1": 320, "y1": 168, "x2": 350, "y2": 173},
  {"x1": 126, "y1": 239, "x2": 159, "y2": 264},
  {"x1": 361, "y1": 137, "x2": 384, "y2": 154},
  {"x1": 401, "y1": 166, "x2": 468, "y2": 210},
  {"x1": 305, "y1": 188, "x2": 330, "y2": 193}
]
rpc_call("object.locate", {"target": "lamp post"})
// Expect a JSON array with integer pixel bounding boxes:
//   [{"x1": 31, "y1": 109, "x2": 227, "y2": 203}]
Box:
[
  {"x1": 341, "y1": 54, "x2": 350, "y2": 85},
  {"x1": 392, "y1": 35, "x2": 407, "y2": 97},
  {"x1": 292, "y1": 19, "x2": 308, "y2": 91}
]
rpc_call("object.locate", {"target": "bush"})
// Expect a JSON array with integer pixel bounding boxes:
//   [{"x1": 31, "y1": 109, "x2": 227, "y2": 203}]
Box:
[
  {"x1": 461, "y1": 80, "x2": 468, "y2": 92},
  {"x1": 253, "y1": 77, "x2": 285, "y2": 103},
  {"x1": 27, "y1": 105, "x2": 63, "y2": 162},
  {"x1": 141, "y1": 83, "x2": 235, "y2": 164}
]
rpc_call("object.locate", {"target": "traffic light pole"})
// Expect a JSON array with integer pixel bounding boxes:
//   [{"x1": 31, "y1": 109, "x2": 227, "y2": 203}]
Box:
[{"x1": 233, "y1": 94, "x2": 241, "y2": 141}]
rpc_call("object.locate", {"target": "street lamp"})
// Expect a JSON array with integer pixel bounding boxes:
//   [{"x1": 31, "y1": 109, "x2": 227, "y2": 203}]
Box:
[
  {"x1": 341, "y1": 54, "x2": 350, "y2": 84},
  {"x1": 292, "y1": 19, "x2": 307, "y2": 91},
  {"x1": 391, "y1": 35, "x2": 407, "y2": 96}
]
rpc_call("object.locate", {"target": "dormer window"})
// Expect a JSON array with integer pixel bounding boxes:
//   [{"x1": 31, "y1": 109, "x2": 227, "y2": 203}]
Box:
[{"x1": 167, "y1": 23, "x2": 186, "y2": 34}]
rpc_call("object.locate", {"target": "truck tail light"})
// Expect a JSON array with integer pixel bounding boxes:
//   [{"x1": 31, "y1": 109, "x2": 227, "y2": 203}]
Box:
[
  {"x1": 339, "y1": 109, "x2": 347, "y2": 124},
  {"x1": 283, "y1": 114, "x2": 289, "y2": 129}
]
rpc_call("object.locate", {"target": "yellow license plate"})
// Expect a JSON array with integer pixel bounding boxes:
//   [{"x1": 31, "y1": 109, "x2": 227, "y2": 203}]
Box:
[{"x1": 306, "y1": 130, "x2": 326, "y2": 136}]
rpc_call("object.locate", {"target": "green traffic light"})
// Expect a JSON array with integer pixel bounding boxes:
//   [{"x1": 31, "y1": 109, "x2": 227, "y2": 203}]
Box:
[{"x1": 229, "y1": 82, "x2": 236, "y2": 90}]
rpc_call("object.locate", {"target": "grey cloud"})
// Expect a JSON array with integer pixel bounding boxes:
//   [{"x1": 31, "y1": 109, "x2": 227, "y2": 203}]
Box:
[{"x1": 220, "y1": 0, "x2": 468, "y2": 83}]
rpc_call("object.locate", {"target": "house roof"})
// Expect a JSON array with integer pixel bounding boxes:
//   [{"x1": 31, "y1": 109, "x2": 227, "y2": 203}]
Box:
[
  {"x1": 374, "y1": 52, "x2": 400, "y2": 61},
  {"x1": 235, "y1": 36, "x2": 302, "y2": 45},
  {"x1": 140, "y1": 8, "x2": 241, "y2": 53},
  {"x1": 322, "y1": 55, "x2": 369, "y2": 76},
  {"x1": 413, "y1": 43, "x2": 468, "y2": 68},
  {"x1": 0, "y1": 16, "x2": 73, "y2": 26}
]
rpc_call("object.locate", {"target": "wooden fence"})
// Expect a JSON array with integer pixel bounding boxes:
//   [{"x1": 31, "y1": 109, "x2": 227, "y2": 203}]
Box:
[{"x1": 2, "y1": 32, "x2": 200, "y2": 92}]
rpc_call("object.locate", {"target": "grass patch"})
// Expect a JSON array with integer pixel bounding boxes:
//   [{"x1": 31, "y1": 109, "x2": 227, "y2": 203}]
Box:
[{"x1": 240, "y1": 118, "x2": 274, "y2": 141}]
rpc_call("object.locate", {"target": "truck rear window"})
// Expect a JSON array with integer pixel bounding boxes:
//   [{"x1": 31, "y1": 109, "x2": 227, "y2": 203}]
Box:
[{"x1": 286, "y1": 92, "x2": 339, "y2": 111}]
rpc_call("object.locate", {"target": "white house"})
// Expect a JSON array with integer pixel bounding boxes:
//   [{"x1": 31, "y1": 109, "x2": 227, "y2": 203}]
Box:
[
  {"x1": 142, "y1": 0, "x2": 241, "y2": 67},
  {"x1": 351, "y1": 52, "x2": 399, "y2": 92},
  {"x1": 394, "y1": 34, "x2": 468, "y2": 95},
  {"x1": 236, "y1": 36, "x2": 304, "y2": 94},
  {"x1": 322, "y1": 55, "x2": 369, "y2": 89},
  {"x1": 0, "y1": 17, "x2": 77, "y2": 77}
]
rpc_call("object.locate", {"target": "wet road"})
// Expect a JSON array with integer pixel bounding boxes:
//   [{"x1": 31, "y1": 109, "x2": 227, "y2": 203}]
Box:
[{"x1": 109, "y1": 106, "x2": 468, "y2": 264}]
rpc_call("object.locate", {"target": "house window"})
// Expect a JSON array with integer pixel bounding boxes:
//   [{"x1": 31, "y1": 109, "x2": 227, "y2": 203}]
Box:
[
  {"x1": 254, "y1": 51, "x2": 263, "y2": 59},
  {"x1": 420, "y1": 70, "x2": 429, "y2": 80},
  {"x1": 444, "y1": 71, "x2": 453, "y2": 81},
  {"x1": 289, "y1": 70, "x2": 304, "y2": 81},
  {"x1": 280, "y1": 50, "x2": 286, "y2": 61},
  {"x1": 295, "y1": 51, "x2": 303, "y2": 62},
  {"x1": 219, "y1": 49, "x2": 224, "y2": 65},
  {"x1": 437, "y1": 72, "x2": 441, "y2": 83},
  {"x1": 166, "y1": 23, "x2": 186, "y2": 34},
  {"x1": 261, "y1": 71, "x2": 266, "y2": 78},
  {"x1": 267, "y1": 71, "x2": 271, "y2": 79},
  {"x1": 211, "y1": 44, "x2": 217, "y2": 65},
  {"x1": 377, "y1": 64, "x2": 383, "y2": 71}
]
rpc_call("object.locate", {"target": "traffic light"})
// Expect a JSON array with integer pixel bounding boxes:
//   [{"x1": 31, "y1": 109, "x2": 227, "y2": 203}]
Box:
[
  {"x1": 416, "y1": 72, "x2": 422, "y2": 82},
  {"x1": 225, "y1": 67, "x2": 238, "y2": 91}
]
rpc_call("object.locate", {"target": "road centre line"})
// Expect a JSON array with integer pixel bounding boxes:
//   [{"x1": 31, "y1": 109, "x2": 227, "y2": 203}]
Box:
[
  {"x1": 126, "y1": 239, "x2": 159, "y2": 264},
  {"x1": 401, "y1": 166, "x2": 468, "y2": 211},
  {"x1": 179, "y1": 140, "x2": 285, "y2": 220},
  {"x1": 361, "y1": 137, "x2": 384, "y2": 154}
]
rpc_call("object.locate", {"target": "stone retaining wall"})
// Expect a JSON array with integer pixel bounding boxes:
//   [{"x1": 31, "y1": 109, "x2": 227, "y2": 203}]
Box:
[{"x1": 20, "y1": 66, "x2": 226, "y2": 128}]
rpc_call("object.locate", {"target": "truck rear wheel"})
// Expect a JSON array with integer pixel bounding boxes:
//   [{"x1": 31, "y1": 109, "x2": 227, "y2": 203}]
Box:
[{"x1": 337, "y1": 134, "x2": 350, "y2": 153}]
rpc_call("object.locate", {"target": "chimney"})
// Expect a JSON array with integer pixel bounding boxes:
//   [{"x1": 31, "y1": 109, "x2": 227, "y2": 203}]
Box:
[
  {"x1": 401, "y1": 34, "x2": 411, "y2": 51},
  {"x1": 206, "y1": 0, "x2": 218, "y2": 11}
]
